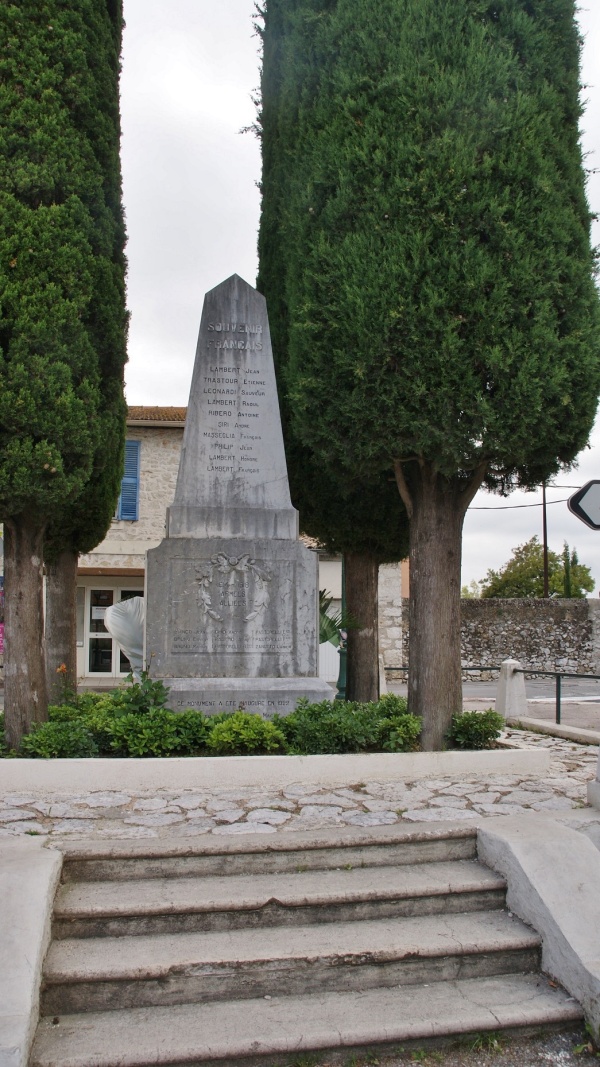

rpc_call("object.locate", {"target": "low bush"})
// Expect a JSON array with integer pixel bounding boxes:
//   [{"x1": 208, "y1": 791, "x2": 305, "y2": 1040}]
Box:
[
  {"x1": 377, "y1": 714, "x2": 422, "y2": 752},
  {"x1": 376, "y1": 693, "x2": 409, "y2": 716},
  {"x1": 171, "y1": 709, "x2": 213, "y2": 754},
  {"x1": 5, "y1": 682, "x2": 510, "y2": 758},
  {"x1": 448, "y1": 709, "x2": 505, "y2": 750},
  {"x1": 20, "y1": 720, "x2": 99, "y2": 759},
  {"x1": 109, "y1": 709, "x2": 189, "y2": 758},
  {"x1": 88, "y1": 674, "x2": 170, "y2": 718},
  {"x1": 276, "y1": 695, "x2": 421, "y2": 755},
  {"x1": 206, "y1": 711, "x2": 287, "y2": 755},
  {"x1": 48, "y1": 704, "x2": 86, "y2": 723}
]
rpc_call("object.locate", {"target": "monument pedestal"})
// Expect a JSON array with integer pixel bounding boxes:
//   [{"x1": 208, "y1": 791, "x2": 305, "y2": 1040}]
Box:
[
  {"x1": 165, "y1": 677, "x2": 332, "y2": 716},
  {"x1": 144, "y1": 275, "x2": 331, "y2": 716},
  {"x1": 146, "y1": 536, "x2": 331, "y2": 714}
]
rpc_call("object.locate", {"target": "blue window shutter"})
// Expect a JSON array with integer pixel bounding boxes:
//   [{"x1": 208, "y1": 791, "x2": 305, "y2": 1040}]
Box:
[{"x1": 117, "y1": 440, "x2": 140, "y2": 521}]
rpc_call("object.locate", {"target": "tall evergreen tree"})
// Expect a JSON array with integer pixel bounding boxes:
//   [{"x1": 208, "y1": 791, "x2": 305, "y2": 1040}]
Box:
[
  {"x1": 257, "y1": 3, "x2": 409, "y2": 700},
  {"x1": 291, "y1": 444, "x2": 409, "y2": 700},
  {"x1": 257, "y1": 0, "x2": 600, "y2": 748},
  {"x1": 0, "y1": 1, "x2": 127, "y2": 745}
]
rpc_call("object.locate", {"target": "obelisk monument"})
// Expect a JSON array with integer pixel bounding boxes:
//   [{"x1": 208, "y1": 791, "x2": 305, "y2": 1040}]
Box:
[{"x1": 144, "y1": 275, "x2": 332, "y2": 714}]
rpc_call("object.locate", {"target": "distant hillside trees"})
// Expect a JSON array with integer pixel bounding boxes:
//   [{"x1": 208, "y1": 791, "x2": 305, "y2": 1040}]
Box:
[{"x1": 480, "y1": 537, "x2": 594, "y2": 599}]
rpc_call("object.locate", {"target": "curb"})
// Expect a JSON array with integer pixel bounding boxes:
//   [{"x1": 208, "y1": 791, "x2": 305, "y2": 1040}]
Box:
[{"x1": 0, "y1": 748, "x2": 551, "y2": 794}]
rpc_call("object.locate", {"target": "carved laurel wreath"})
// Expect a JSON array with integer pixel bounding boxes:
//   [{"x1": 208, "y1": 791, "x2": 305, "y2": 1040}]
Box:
[{"x1": 194, "y1": 554, "x2": 272, "y2": 623}]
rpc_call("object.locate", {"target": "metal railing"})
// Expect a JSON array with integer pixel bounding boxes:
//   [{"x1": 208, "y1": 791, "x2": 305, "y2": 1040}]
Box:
[
  {"x1": 385, "y1": 665, "x2": 501, "y2": 676},
  {"x1": 514, "y1": 668, "x2": 600, "y2": 725},
  {"x1": 386, "y1": 664, "x2": 600, "y2": 725}
]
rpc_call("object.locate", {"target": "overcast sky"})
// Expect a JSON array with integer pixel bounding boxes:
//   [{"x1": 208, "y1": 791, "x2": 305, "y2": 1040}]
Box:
[{"x1": 120, "y1": 1, "x2": 600, "y2": 592}]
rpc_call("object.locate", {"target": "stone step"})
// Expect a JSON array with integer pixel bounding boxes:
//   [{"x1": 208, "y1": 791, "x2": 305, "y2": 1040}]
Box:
[
  {"x1": 42, "y1": 909, "x2": 540, "y2": 1015},
  {"x1": 58, "y1": 824, "x2": 477, "y2": 883},
  {"x1": 31, "y1": 974, "x2": 583, "y2": 1067},
  {"x1": 53, "y1": 859, "x2": 506, "y2": 939}
]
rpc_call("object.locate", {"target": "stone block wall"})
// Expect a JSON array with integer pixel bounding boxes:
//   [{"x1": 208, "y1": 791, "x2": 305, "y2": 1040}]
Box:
[
  {"x1": 378, "y1": 563, "x2": 403, "y2": 669},
  {"x1": 393, "y1": 597, "x2": 600, "y2": 677}
]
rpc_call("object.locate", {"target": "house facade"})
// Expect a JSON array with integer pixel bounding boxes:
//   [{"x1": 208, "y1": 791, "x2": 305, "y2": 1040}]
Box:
[
  {"x1": 76, "y1": 408, "x2": 183, "y2": 679},
  {"x1": 75, "y1": 407, "x2": 404, "y2": 682}
]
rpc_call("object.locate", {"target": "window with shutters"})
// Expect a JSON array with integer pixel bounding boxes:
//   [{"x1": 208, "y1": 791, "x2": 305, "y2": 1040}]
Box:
[{"x1": 116, "y1": 440, "x2": 141, "y2": 521}]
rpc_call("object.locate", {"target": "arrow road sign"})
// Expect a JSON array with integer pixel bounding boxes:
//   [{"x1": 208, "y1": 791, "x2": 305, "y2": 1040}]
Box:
[{"x1": 568, "y1": 480, "x2": 600, "y2": 530}]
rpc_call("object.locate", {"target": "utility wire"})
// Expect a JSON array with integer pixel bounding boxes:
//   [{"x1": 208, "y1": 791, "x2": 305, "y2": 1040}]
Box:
[
  {"x1": 470, "y1": 484, "x2": 584, "y2": 510},
  {"x1": 470, "y1": 499, "x2": 568, "y2": 510}
]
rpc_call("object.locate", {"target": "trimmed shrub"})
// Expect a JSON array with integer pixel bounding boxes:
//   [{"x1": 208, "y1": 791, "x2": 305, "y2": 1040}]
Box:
[
  {"x1": 108, "y1": 709, "x2": 184, "y2": 758},
  {"x1": 206, "y1": 711, "x2": 287, "y2": 755},
  {"x1": 376, "y1": 693, "x2": 409, "y2": 716},
  {"x1": 48, "y1": 704, "x2": 86, "y2": 723},
  {"x1": 107, "y1": 707, "x2": 211, "y2": 758},
  {"x1": 171, "y1": 710, "x2": 212, "y2": 754},
  {"x1": 7, "y1": 686, "x2": 511, "y2": 759},
  {"x1": 377, "y1": 714, "x2": 422, "y2": 752},
  {"x1": 20, "y1": 721, "x2": 98, "y2": 759},
  {"x1": 448, "y1": 710, "x2": 505, "y2": 750},
  {"x1": 81, "y1": 704, "x2": 120, "y2": 755},
  {"x1": 277, "y1": 697, "x2": 421, "y2": 755}
]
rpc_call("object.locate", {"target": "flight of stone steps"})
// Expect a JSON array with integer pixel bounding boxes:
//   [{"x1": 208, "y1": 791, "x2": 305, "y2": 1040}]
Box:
[{"x1": 30, "y1": 824, "x2": 582, "y2": 1067}]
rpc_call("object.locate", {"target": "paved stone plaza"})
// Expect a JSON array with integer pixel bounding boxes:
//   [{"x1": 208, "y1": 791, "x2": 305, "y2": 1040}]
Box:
[{"x1": 1, "y1": 729, "x2": 597, "y2": 840}]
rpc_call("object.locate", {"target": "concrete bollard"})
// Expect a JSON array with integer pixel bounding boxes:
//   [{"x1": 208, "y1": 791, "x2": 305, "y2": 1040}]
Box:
[{"x1": 496, "y1": 659, "x2": 528, "y2": 720}]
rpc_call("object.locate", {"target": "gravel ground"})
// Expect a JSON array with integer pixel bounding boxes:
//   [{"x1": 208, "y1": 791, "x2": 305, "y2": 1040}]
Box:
[{"x1": 306, "y1": 1027, "x2": 600, "y2": 1067}]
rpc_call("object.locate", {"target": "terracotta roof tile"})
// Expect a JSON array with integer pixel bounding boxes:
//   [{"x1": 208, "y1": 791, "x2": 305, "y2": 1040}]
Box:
[{"x1": 127, "y1": 406, "x2": 187, "y2": 422}]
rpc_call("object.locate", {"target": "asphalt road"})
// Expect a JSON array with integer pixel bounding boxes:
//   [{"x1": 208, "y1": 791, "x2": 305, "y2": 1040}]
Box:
[{"x1": 387, "y1": 676, "x2": 600, "y2": 733}]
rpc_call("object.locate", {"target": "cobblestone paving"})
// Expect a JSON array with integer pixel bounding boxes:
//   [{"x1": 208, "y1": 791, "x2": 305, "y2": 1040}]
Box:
[{"x1": 1, "y1": 730, "x2": 598, "y2": 840}]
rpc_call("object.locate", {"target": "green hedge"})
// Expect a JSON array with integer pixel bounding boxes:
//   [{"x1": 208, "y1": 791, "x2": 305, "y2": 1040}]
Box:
[
  {"x1": 1, "y1": 680, "x2": 505, "y2": 758},
  {"x1": 2, "y1": 680, "x2": 425, "y2": 758}
]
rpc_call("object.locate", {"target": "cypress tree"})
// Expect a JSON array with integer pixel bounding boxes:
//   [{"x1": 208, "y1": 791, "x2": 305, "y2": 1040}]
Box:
[
  {"x1": 257, "y1": 0, "x2": 600, "y2": 748},
  {"x1": 0, "y1": 1, "x2": 127, "y2": 744},
  {"x1": 257, "y1": 2, "x2": 409, "y2": 700},
  {"x1": 292, "y1": 444, "x2": 409, "y2": 700}
]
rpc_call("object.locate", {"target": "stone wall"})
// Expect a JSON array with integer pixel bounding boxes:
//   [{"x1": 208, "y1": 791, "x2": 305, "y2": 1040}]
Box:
[
  {"x1": 394, "y1": 597, "x2": 600, "y2": 677},
  {"x1": 378, "y1": 563, "x2": 403, "y2": 669}
]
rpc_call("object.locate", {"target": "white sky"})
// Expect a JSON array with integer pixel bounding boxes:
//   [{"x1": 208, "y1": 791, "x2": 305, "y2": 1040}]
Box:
[{"x1": 120, "y1": 1, "x2": 600, "y2": 592}]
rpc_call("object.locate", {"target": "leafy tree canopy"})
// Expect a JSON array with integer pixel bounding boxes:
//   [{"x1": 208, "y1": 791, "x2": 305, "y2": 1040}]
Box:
[{"x1": 480, "y1": 536, "x2": 594, "y2": 598}]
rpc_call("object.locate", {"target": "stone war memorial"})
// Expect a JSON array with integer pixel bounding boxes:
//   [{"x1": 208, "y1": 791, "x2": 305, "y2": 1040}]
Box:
[{"x1": 145, "y1": 274, "x2": 332, "y2": 716}]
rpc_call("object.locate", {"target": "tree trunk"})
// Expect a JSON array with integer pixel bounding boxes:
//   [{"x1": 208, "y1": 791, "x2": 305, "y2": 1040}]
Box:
[
  {"x1": 45, "y1": 548, "x2": 78, "y2": 704},
  {"x1": 4, "y1": 515, "x2": 48, "y2": 749},
  {"x1": 407, "y1": 471, "x2": 464, "y2": 749},
  {"x1": 394, "y1": 459, "x2": 486, "y2": 751},
  {"x1": 345, "y1": 550, "x2": 379, "y2": 702}
]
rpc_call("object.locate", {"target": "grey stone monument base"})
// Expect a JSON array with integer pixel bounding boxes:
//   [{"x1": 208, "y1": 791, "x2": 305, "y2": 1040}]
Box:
[
  {"x1": 165, "y1": 677, "x2": 334, "y2": 718},
  {"x1": 167, "y1": 504, "x2": 298, "y2": 541},
  {"x1": 145, "y1": 537, "x2": 321, "y2": 678}
]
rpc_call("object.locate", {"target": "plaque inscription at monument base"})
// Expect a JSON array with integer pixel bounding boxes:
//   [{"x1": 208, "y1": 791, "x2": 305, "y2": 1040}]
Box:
[{"x1": 144, "y1": 275, "x2": 332, "y2": 714}]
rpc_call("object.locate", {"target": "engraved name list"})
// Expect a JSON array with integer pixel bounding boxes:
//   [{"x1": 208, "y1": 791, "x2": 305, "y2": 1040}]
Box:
[{"x1": 203, "y1": 321, "x2": 266, "y2": 476}]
